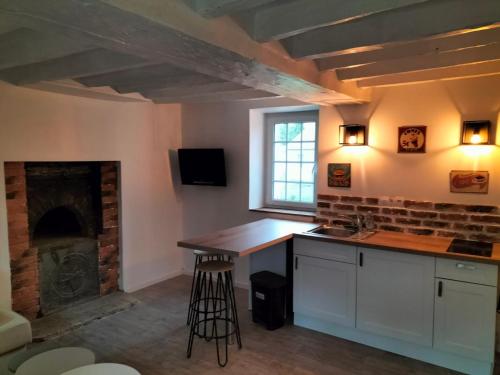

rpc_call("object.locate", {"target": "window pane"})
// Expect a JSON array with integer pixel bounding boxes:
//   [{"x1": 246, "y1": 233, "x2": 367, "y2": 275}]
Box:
[
  {"x1": 274, "y1": 142, "x2": 286, "y2": 161},
  {"x1": 287, "y1": 148, "x2": 301, "y2": 162},
  {"x1": 273, "y1": 162, "x2": 286, "y2": 181},
  {"x1": 302, "y1": 141, "x2": 315, "y2": 150},
  {"x1": 286, "y1": 183, "x2": 300, "y2": 201},
  {"x1": 301, "y1": 149, "x2": 315, "y2": 162},
  {"x1": 287, "y1": 123, "x2": 302, "y2": 141},
  {"x1": 302, "y1": 122, "x2": 316, "y2": 141},
  {"x1": 274, "y1": 123, "x2": 287, "y2": 142},
  {"x1": 287, "y1": 163, "x2": 301, "y2": 182},
  {"x1": 273, "y1": 182, "x2": 286, "y2": 201},
  {"x1": 301, "y1": 163, "x2": 315, "y2": 183},
  {"x1": 301, "y1": 183, "x2": 314, "y2": 203}
]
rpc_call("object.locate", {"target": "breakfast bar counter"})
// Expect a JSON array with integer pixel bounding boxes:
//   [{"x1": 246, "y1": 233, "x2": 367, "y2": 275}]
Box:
[{"x1": 177, "y1": 218, "x2": 319, "y2": 257}]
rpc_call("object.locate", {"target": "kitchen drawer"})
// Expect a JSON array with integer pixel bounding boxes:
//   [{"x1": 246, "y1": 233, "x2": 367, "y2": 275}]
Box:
[
  {"x1": 436, "y1": 258, "x2": 498, "y2": 286},
  {"x1": 294, "y1": 238, "x2": 356, "y2": 264}
]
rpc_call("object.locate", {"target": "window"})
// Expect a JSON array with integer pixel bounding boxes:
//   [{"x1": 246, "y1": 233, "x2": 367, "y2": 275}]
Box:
[{"x1": 265, "y1": 111, "x2": 318, "y2": 210}]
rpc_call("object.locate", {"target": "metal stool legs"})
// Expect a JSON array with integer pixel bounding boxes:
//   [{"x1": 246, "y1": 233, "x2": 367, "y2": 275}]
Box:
[
  {"x1": 187, "y1": 253, "x2": 227, "y2": 326},
  {"x1": 187, "y1": 261, "x2": 242, "y2": 367}
]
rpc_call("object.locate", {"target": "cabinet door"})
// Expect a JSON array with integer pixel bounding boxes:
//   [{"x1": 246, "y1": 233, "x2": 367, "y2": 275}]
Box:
[
  {"x1": 356, "y1": 247, "x2": 435, "y2": 346},
  {"x1": 434, "y1": 279, "x2": 496, "y2": 362},
  {"x1": 294, "y1": 255, "x2": 356, "y2": 327}
]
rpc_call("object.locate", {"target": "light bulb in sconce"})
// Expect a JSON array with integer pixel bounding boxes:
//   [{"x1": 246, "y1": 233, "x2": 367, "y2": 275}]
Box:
[
  {"x1": 348, "y1": 135, "x2": 357, "y2": 144},
  {"x1": 470, "y1": 133, "x2": 481, "y2": 144}
]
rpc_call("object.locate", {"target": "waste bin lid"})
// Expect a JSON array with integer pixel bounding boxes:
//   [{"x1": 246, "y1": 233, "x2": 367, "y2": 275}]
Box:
[{"x1": 250, "y1": 271, "x2": 286, "y2": 288}]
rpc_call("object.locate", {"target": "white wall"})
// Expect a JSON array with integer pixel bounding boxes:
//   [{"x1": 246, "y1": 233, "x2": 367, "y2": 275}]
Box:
[
  {"x1": 0, "y1": 83, "x2": 184, "y2": 309},
  {"x1": 181, "y1": 97, "x2": 308, "y2": 288},
  {"x1": 318, "y1": 76, "x2": 500, "y2": 205}
]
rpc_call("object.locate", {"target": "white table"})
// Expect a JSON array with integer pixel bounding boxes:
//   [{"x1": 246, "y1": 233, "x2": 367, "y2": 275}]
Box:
[
  {"x1": 62, "y1": 363, "x2": 141, "y2": 375},
  {"x1": 16, "y1": 347, "x2": 95, "y2": 375}
]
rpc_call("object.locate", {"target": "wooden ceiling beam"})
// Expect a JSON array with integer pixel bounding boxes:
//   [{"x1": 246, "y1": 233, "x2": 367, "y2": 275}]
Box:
[
  {"x1": 0, "y1": 28, "x2": 95, "y2": 70},
  {"x1": 248, "y1": 0, "x2": 429, "y2": 42},
  {"x1": 152, "y1": 88, "x2": 278, "y2": 104},
  {"x1": 282, "y1": 0, "x2": 500, "y2": 59},
  {"x1": 141, "y1": 81, "x2": 248, "y2": 99},
  {"x1": 337, "y1": 44, "x2": 500, "y2": 81},
  {"x1": 357, "y1": 60, "x2": 500, "y2": 87},
  {"x1": 187, "y1": 0, "x2": 276, "y2": 18},
  {"x1": 0, "y1": 49, "x2": 148, "y2": 85},
  {"x1": 113, "y1": 73, "x2": 225, "y2": 94},
  {"x1": 317, "y1": 27, "x2": 500, "y2": 70},
  {"x1": 0, "y1": 0, "x2": 366, "y2": 104},
  {"x1": 77, "y1": 63, "x2": 189, "y2": 87}
]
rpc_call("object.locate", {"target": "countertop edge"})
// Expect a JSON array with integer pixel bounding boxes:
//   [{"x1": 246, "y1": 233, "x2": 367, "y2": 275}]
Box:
[{"x1": 294, "y1": 232, "x2": 500, "y2": 265}]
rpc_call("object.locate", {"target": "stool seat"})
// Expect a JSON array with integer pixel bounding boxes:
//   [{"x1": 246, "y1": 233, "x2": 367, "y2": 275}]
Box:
[
  {"x1": 197, "y1": 260, "x2": 234, "y2": 273},
  {"x1": 193, "y1": 250, "x2": 213, "y2": 256}
]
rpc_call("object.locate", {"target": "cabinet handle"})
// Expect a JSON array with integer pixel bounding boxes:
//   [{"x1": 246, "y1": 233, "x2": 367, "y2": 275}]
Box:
[
  {"x1": 438, "y1": 281, "x2": 443, "y2": 297},
  {"x1": 456, "y1": 263, "x2": 476, "y2": 271},
  {"x1": 359, "y1": 252, "x2": 363, "y2": 267},
  {"x1": 295, "y1": 256, "x2": 298, "y2": 270}
]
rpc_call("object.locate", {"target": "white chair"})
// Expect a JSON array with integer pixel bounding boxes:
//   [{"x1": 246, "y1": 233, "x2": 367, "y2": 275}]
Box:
[
  {"x1": 61, "y1": 363, "x2": 141, "y2": 375},
  {"x1": 0, "y1": 309, "x2": 32, "y2": 355}
]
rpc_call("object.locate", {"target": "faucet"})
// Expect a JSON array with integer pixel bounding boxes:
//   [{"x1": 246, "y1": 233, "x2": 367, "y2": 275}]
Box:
[{"x1": 335, "y1": 214, "x2": 364, "y2": 233}]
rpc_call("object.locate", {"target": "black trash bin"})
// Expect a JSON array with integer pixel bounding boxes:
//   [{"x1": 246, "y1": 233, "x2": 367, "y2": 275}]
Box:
[{"x1": 250, "y1": 271, "x2": 287, "y2": 330}]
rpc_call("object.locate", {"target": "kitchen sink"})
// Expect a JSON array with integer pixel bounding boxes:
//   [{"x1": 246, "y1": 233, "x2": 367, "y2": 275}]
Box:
[
  {"x1": 308, "y1": 226, "x2": 356, "y2": 238},
  {"x1": 307, "y1": 225, "x2": 376, "y2": 240}
]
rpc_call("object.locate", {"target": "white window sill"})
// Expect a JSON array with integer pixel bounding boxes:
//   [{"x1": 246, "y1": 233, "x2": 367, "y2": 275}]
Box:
[{"x1": 250, "y1": 207, "x2": 316, "y2": 218}]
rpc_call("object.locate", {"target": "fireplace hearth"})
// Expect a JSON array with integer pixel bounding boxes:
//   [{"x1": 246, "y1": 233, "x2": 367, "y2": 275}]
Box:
[{"x1": 4, "y1": 161, "x2": 120, "y2": 320}]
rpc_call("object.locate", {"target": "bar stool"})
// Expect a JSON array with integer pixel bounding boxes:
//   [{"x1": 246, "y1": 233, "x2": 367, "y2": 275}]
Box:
[
  {"x1": 187, "y1": 250, "x2": 227, "y2": 326},
  {"x1": 187, "y1": 259, "x2": 242, "y2": 367}
]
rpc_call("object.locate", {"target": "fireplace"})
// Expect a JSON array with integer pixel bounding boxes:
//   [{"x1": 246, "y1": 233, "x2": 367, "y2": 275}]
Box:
[{"x1": 4, "y1": 161, "x2": 120, "y2": 320}]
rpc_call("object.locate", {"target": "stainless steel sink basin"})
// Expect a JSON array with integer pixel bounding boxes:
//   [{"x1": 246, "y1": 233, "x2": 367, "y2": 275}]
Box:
[
  {"x1": 308, "y1": 226, "x2": 356, "y2": 238},
  {"x1": 307, "y1": 225, "x2": 376, "y2": 240}
]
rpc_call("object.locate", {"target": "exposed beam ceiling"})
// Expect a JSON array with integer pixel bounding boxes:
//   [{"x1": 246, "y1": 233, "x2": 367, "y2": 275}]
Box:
[
  {"x1": 0, "y1": 0, "x2": 366, "y2": 104},
  {"x1": 0, "y1": 28, "x2": 94, "y2": 70},
  {"x1": 152, "y1": 88, "x2": 278, "y2": 103},
  {"x1": 187, "y1": 0, "x2": 277, "y2": 18},
  {"x1": 246, "y1": 0, "x2": 430, "y2": 42},
  {"x1": 337, "y1": 44, "x2": 500, "y2": 81},
  {"x1": 282, "y1": 0, "x2": 500, "y2": 59},
  {"x1": 316, "y1": 27, "x2": 500, "y2": 70},
  {"x1": 141, "y1": 82, "x2": 248, "y2": 100},
  {"x1": 357, "y1": 60, "x2": 500, "y2": 87},
  {"x1": 77, "y1": 63, "x2": 190, "y2": 88},
  {"x1": 0, "y1": 49, "x2": 148, "y2": 85}
]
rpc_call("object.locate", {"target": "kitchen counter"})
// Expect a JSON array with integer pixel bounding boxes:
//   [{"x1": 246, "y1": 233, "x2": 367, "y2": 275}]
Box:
[
  {"x1": 177, "y1": 218, "x2": 319, "y2": 257},
  {"x1": 296, "y1": 230, "x2": 500, "y2": 265}
]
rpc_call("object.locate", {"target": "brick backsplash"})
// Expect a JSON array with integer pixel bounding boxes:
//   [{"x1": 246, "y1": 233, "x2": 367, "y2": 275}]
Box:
[{"x1": 316, "y1": 194, "x2": 500, "y2": 242}]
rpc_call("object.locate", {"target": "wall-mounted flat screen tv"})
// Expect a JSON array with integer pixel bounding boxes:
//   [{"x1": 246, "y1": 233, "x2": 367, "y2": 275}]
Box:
[{"x1": 178, "y1": 148, "x2": 227, "y2": 186}]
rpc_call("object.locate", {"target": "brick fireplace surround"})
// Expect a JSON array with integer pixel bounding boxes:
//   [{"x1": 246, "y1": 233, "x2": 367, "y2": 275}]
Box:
[
  {"x1": 4, "y1": 161, "x2": 120, "y2": 320},
  {"x1": 315, "y1": 194, "x2": 500, "y2": 243}
]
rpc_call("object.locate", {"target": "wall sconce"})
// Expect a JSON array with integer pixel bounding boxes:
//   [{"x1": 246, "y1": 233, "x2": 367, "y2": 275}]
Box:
[
  {"x1": 339, "y1": 124, "x2": 367, "y2": 146},
  {"x1": 461, "y1": 120, "x2": 491, "y2": 145}
]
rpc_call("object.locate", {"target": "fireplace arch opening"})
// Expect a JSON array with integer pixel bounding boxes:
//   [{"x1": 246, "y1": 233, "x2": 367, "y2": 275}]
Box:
[{"x1": 33, "y1": 206, "x2": 85, "y2": 240}]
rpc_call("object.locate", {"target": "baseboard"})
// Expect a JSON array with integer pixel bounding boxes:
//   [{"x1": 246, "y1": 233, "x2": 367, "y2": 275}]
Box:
[{"x1": 124, "y1": 269, "x2": 184, "y2": 293}]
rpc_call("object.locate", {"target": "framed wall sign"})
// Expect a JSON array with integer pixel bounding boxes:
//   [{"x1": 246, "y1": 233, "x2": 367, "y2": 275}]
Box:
[
  {"x1": 450, "y1": 170, "x2": 489, "y2": 194},
  {"x1": 398, "y1": 126, "x2": 426, "y2": 153},
  {"x1": 328, "y1": 163, "x2": 351, "y2": 188}
]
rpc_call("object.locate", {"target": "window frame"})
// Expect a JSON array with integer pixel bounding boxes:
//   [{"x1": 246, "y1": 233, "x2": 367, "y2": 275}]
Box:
[{"x1": 264, "y1": 110, "x2": 319, "y2": 211}]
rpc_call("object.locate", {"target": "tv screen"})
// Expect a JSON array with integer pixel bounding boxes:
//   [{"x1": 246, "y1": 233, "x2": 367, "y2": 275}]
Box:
[{"x1": 178, "y1": 148, "x2": 227, "y2": 186}]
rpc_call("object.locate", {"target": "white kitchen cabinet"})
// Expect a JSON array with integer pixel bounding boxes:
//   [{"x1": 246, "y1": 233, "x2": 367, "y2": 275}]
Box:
[
  {"x1": 434, "y1": 278, "x2": 497, "y2": 362},
  {"x1": 356, "y1": 247, "x2": 435, "y2": 346},
  {"x1": 294, "y1": 254, "x2": 356, "y2": 327}
]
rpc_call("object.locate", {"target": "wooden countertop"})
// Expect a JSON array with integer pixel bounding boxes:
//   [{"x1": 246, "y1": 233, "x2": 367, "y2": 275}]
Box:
[
  {"x1": 177, "y1": 218, "x2": 319, "y2": 257},
  {"x1": 178, "y1": 218, "x2": 500, "y2": 264},
  {"x1": 296, "y1": 230, "x2": 500, "y2": 265}
]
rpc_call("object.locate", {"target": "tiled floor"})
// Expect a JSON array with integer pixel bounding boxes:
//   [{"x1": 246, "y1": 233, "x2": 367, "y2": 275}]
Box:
[{"x1": 27, "y1": 275, "x2": 469, "y2": 374}]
